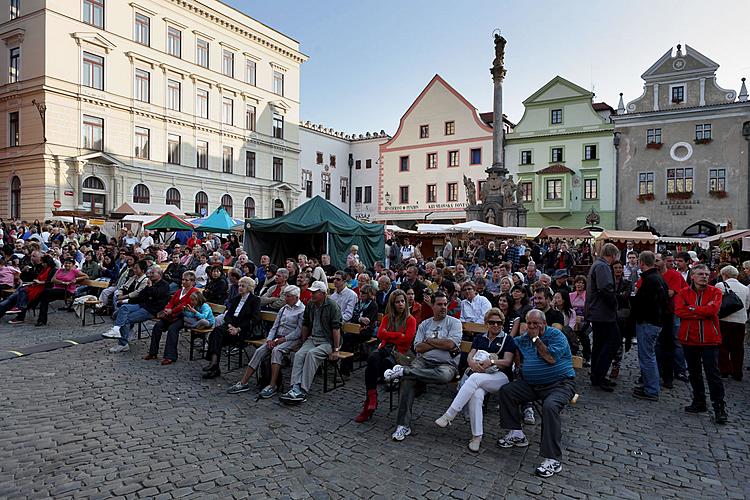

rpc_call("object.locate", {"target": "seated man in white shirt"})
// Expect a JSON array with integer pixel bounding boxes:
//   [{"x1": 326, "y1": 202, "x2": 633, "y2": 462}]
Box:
[
  {"x1": 330, "y1": 271, "x2": 357, "y2": 322},
  {"x1": 460, "y1": 280, "x2": 492, "y2": 323}
]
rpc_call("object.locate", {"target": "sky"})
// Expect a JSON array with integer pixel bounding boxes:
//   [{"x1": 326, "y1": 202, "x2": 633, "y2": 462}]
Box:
[{"x1": 225, "y1": 0, "x2": 749, "y2": 134}]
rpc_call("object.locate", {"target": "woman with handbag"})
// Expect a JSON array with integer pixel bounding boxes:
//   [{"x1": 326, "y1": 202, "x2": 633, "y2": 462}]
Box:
[
  {"x1": 434, "y1": 307, "x2": 516, "y2": 452},
  {"x1": 354, "y1": 290, "x2": 416, "y2": 423},
  {"x1": 715, "y1": 265, "x2": 750, "y2": 380}
]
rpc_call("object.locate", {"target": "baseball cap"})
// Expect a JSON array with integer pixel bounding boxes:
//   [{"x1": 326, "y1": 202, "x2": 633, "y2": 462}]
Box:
[{"x1": 309, "y1": 281, "x2": 328, "y2": 293}]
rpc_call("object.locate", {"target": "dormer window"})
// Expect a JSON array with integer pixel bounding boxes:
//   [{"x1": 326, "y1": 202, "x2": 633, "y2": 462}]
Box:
[
  {"x1": 419, "y1": 124, "x2": 429, "y2": 139},
  {"x1": 671, "y1": 85, "x2": 684, "y2": 103}
]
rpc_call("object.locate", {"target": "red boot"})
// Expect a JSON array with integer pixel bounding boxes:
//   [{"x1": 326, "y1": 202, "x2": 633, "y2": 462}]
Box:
[{"x1": 354, "y1": 389, "x2": 378, "y2": 423}]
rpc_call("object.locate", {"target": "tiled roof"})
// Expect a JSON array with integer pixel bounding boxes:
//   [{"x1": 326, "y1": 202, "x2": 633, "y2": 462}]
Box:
[
  {"x1": 536, "y1": 164, "x2": 575, "y2": 175},
  {"x1": 593, "y1": 102, "x2": 614, "y2": 113},
  {"x1": 479, "y1": 112, "x2": 516, "y2": 128}
]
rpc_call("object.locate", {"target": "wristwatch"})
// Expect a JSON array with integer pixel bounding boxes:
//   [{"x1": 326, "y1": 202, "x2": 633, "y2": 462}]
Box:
[
  {"x1": 532, "y1": 337, "x2": 539, "y2": 344},
  {"x1": 334, "y1": 347, "x2": 340, "y2": 352}
]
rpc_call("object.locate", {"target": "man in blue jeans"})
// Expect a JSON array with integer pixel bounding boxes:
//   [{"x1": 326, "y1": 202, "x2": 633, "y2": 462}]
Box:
[{"x1": 631, "y1": 251, "x2": 669, "y2": 401}]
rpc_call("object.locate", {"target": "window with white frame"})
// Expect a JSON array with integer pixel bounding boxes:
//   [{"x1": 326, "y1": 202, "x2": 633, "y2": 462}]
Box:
[
  {"x1": 584, "y1": 178, "x2": 598, "y2": 199},
  {"x1": 521, "y1": 150, "x2": 532, "y2": 165},
  {"x1": 134, "y1": 13, "x2": 150, "y2": 46},
  {"x1": 273, "y1": 71, "x2": 284, "y2": 95},
  {"x1": 167, "y1": 27, "x2": 181, "y2": 58},
  {"x1": 447, "y1": 183, "x2": 458, "y2": 202},
  {"x1": 426, "y1": 184, "x2": 437, "y2": 203},
  {"x1": 246, "y1": 59, "x2": 256, "y2": 85},
  {"x1": 9, "y1": 47, "x2": 19, "y2": 83},
  {"x1": 584, "y1": 144, "x2": 597, "y2": 160},
  {"x1": 521, "y1": 182, "x2": 532, "y2": 202},
  {"x1": 426, "y1": 152, "x2": 437, "y2": 169},
  {"x1": 272, "y1": 112, "x2": 284, "y2": 139},
  {"x1": 222, "y1": 50, "x2": 234, "y2": 77},
  {"x1": 638, "y1": 172, "x2": 654, "y2": 195},
  {"x1": 134, "y1": 126, "x2": 149, "y2": 159},
  {"x1": 222, "y1": 97, "x2": 233, "y2": 126},
  {"x1": 399, "y1": 186, "x2": 409, "y2": 204},
  {"x1": 671, "y1": 85, "x2": 684, "y2": 103},
  {"x1": 550, "y1": 109, "x2": 563, "y2": 124},
  {"x1": 666, "y1": 168, "x2": 693, "y2": 193},
  {"x1": 196, "y1": 89, "x2": 208, "y2": 119},
  {"x1": 448, "y1": 150, "x2": 459, "y2": 167},
  {"x1": 222, "y1": 146, "x2": 233, "y2": 173},
  {"x1": 245, "y1": 105, "x2": 255, "y2": 131},
  {"x1": 196, "y1": 140, "x2": 208, "y2": 169},
  {"x1": 82, "y1": 115, "x2": 103, "y2": 150},
  {"x1": 709, "y1": 168, "x2": 726, "y2": 192},
  {"x1": 166, "y1": 79, "x2": 180, "y2": 111},
  {"x1": 696, "y1": 124, "x2": 712, "y2": 141},
  {"x1": 83, "y1": 0, "x2": 104, "y2": 28},
  {"x1": 647, "y1": 128, "x2": 661, "y2": 144},
  {"x1": 196, "y1": 39, "x2": 209, "y2": 68},
  {"x1": 545, "y1": 179, "x2": 562, "y2": 200},
  {"x1": 167, "y1": 133, "x2": 180, "y2": 164},
  {"x1": 551, "y1": 147, "x2": 563, "y2": 162},
  {"x1": 82, "y1": 52, "x2": 103, "y2": 90},
  {"x1": 134, "y1": 69, "x2": 149, "y2": 102}
]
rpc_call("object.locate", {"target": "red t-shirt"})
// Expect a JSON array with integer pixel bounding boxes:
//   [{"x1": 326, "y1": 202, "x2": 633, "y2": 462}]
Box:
[{"x1": 300, "y1": 288, "x2": 312, "y2": 305}]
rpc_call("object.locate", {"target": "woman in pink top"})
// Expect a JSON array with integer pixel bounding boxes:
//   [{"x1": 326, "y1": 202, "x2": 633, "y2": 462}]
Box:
[
  {"x1": 0, "y1": 257, "x2": 20, "y2": 290},
  {"x1": 35, "y1": 257, "x2": 88, "y2": 326},
  {"x1": 569, "y1": 275, "x2": 590, "y2": 364}
]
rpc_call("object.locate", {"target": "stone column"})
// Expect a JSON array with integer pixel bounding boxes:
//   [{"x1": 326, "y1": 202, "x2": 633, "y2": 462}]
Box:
[{"x1": 489, "y1": 33, "x2": 508, "y2": 176}]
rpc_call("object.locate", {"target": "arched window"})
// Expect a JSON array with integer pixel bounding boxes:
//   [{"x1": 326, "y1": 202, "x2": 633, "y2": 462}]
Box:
[
  {"x1": 82, "y1": 176, "x2": 106, "y2": 215},
  {"x1": 10, "y1": 176, "x2": 20, "y2": 218},
  {"x1": 273, "y1": 198, "x2": 284, "y2": 217},
  {"x1": 166, "y1": 187, "x2": 181, "y2": 208},
  {"x1": 244, "y1": 197, "x2": 255, "y2": 218},
  {"x1": 221, "y1": 194, "x2": 233, "y2": 217},
  {"x1": 194, "y1": 191, "x2": 208, "y2": 216},
  {"x1": 133, "y1": 183, "x2": 150, "y2": 204}
]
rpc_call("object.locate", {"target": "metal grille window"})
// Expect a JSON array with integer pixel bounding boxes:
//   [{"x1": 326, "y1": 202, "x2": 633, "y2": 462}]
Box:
[
  {"x1": 584, "y1": 178, "x2": 598, "y2": 199},
  {"x1": 83, "y1": 0, "x2": 104, "y2": 28},
  {"x1": 166, "y1": 187, "x2": 180, "y2": 208},
  {"x1": 709, "y1": 169, "x2": 726, "y2": 192},
  {"x1": 82, "y1": 115, "x2": 103, "y2": 150},
  {"x1": 546, "y1": 179, "x2": 562, "y2": 200},
  {"x1": 638, "y1": 172, "x2": 654, "y2": 194},
  {"x1": 134, "y1": 69, "x2": 150, "y2": 102},
  {"x1": 167, "y1": 27, "x2": 181, "y2": 58},
  {"x1": 196, "y1": 39, "x2": 209, "y2": 68},
  {"x1": 222, "y1": 146, "x2": 233, "y2": 173},
  {"x1": 134, "y1": 13, "x2": 150, "y2": 45},
  {"x1": 196, "y1": 140, "x2": 208, "y2": 169},
  {"x1": 134, "y1": 127, "x2": 149, "y2": 159},
  {"x1": 132, "y1": 183, "x2": 150, "y2": 203},
  {"x1": 647, "y1": 128, "x2": 661, "y2": 144},
  {"x1": 83, "y1": 52, "x2": 104, "y2": 90},
  {"x1": 167, "y1": 134, "x2": 180, "y2": 164},
  {"x1": 245, "y1": 151, "x2": 256, "y2": 177},
  {"x1": 167, "y1": 79, "x2": 181, "y2": 111},
  {"x1": 667, "y1": 168, "x2": 693, "y2": 193}
]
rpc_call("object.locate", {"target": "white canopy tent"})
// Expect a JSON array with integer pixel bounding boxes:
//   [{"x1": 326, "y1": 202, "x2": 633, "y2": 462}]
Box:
[{"x1": 448, "y1": 220, "x2": 528, "y2": 236}]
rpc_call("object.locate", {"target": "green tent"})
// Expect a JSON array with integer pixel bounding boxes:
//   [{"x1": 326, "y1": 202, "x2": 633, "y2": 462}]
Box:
[
  {"x1": 245, "y1": 196, "x2": 384, "y2": 269},
  {"x1": 143, "y1": 212, "x2": 195, "y2": 231}
]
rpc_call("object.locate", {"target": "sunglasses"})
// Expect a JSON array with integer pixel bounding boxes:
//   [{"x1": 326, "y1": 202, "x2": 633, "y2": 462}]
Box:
[{"x1": 487, "y1": 320, "x2": 503, "y2": 326}]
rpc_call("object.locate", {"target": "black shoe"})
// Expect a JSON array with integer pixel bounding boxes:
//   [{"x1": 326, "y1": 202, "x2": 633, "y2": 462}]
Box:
[
  {"x1": 632, "y1": 387, "x2": 658, "y2": 402},
  {"x1": 675, "y1": 373, "x2": 689, "y2": 383},
  {"x1": 202, "y1": 367, "x2": 221, "y2": 379},
  {"x1": 685, "y1": 402, "x2": 708, "y2": 413},
  {"x1": 714, "y1": 404, "x2": 728, "y2": 424}
]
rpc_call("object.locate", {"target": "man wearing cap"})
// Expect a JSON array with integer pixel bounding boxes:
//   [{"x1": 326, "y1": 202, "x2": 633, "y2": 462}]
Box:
[
  {"x1": 227, "y1": 285, "x2": 305, "y2": 398},
  {"x1": 280, "y1": 281, "x2": 342, "y2": 404},
  {"x1": 551, "y1": 269, "x2": 571, "y2": 294}
]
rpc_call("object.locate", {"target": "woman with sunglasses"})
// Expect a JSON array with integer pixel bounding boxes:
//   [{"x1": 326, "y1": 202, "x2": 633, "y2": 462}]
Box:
[{"x1": 434, "y1": 307, "x2": 516, "y2": 451}]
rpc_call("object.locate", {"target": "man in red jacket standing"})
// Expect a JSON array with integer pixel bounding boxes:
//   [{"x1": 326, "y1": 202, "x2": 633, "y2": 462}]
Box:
[{"x1": 674, "y1": 264, "x2": 727, "y2": 424}]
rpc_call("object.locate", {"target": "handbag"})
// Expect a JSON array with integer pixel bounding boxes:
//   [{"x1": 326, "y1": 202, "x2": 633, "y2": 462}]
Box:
[{"x1": 718, "y1": 279, "x2": 744, "y2": 319}]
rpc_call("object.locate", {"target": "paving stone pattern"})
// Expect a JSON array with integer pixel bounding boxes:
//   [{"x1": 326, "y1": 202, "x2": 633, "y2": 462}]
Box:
[{"x1": 0, "y1": 312, "x2": 748, "y2": 499}]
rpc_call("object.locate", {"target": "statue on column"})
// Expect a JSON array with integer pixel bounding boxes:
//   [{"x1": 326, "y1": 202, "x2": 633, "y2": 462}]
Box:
[
  {"x1": 486, "y1": 208, "x2": 496, "y2": 225},
  {"x1": 501, "y1": 176, "x2": 515, "y2": 206},
  {"x1": 463, "y1": 175, "x2": 477, "y2": 206},
  {"x1": 492, "y1": 33, "x2": 507, "y2": 81},
  {"x1": 515, "y1": 181, "x2": 525, "y2": 205}
]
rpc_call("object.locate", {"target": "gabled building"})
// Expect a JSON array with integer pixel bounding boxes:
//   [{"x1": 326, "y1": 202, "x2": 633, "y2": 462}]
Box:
[
  {"x1": 378, "y1": 74, "x2": 512, "y2": 226},
  {"x1": 505, "y1": 76, "x2": 616, "y2": 229},
  {"x1": 613, "y1": 44, "x2": 750, "y2": 236}
]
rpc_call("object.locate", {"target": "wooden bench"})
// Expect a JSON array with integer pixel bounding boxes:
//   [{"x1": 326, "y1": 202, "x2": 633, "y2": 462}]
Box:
[
  {"x1": 80, "y1": 279, "x2": 110, "y2": 289},
  {"x1": 188, "y1": 303, "x2": 226, "y2": 361}
]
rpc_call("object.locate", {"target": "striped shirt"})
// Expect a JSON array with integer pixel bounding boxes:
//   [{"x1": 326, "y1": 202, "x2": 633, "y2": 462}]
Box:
[{"x1": 514, "y1": 326, "x2": 574, "y2": 385}]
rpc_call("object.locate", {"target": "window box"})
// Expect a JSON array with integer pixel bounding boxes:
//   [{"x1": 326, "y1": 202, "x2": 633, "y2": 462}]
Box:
[
  {"x1": 637, "y1": 193, "x2": 654, "y2": 203},
  {"x1": 671, "y1": 98, "x2": 683, "y2": 104},
  {"x1": 694, "y1": 138, "x2": 712, "y2": 145},
  {"x1": 646, "y1": 142, "x2": 663, "y2": 150},
  {"x1": 666, "y1": 191, "x2": 692, "y2": 200},
  {"x1": 709, "y1": 190, "x2": 728, "y2": 199}
]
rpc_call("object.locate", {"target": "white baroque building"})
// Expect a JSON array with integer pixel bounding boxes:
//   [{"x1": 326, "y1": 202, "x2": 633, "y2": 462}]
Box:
[
  {"x1": 299, "y1": 121, "x2": 388, "y2": 222},
  {"x1": 0, "y1": 0, "x2": 306, "y2": 220}
]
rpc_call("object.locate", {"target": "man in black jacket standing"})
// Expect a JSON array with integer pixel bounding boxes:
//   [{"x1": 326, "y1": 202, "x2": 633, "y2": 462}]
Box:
[
  {"x1": 631, "y1": 251, "x2": 669, "y2": 401},
  {"x1": 107, "y1": 267, "x2": 171, "y2": 353},
  {"x1": 585, "y1": 243, "x2": 620, "y2": 391}
]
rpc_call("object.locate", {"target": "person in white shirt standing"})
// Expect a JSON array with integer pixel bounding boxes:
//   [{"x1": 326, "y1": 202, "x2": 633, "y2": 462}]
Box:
[
  {"x1": 400, "y1": 238, "x2": 415, "y2": 262},
  {"x1": 715, "y1": 265, "x2": 750, "y2": 380},
  {"x1": 330, "y1": 270, "x2": 358, "y2": 322},
  {"x1": 460, "y1": 280, "x2": 492, "y2": 323},
  {"x1": 140, "y1": 229, "x2": 154, "y2": 251}
]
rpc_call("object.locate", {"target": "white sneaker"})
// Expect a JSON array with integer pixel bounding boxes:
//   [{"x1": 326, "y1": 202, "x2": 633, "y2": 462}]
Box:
[
  {"x1": 435, "y1": 412, "x2": 454, "y2": 428},
  {"x1": 102, "y1": 327, "x2": 121, "y2": 339},
  {"x1": 391, "y1": 425, "x2": 411, "y2": 441},
  {"x1": 468, "y1": 436, "x2": 482, "y2": 452},
  {"x1": 109, "y1": 344, "x2": 130, "y2": 353},
  {"x1": 383, "y1": 364, "x2": 404, "y2": 382},
  {"x1": 535, "y1": 458, "x2": 562, "y2": 478},
  {"x1": 523, "y1": 407, "x2": 536, "y2": 425}
]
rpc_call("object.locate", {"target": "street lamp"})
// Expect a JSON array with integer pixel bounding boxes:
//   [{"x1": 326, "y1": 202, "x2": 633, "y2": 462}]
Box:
[{"x1": 384, "y1": 191, "x2": 392, "y2": 206}]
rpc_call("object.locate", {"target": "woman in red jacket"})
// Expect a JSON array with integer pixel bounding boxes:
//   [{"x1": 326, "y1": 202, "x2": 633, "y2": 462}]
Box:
[
  {"x1": 354, "y1": 289, "x2": 416, "y2": 423},
  {"x1": 145, "y1": 270, "x2": 198, "y2": 364},
  {"x1": 674, "y1": 264, "x2": 727, "y2": 424}
]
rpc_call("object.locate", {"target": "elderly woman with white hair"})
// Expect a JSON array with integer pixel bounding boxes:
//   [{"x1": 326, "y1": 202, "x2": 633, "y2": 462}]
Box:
[
  {"x1": 715, "y1": 265, "x2": 750, "y2": 380},
  {"x1": 202, "y1": 276, "x2": 261, "y2": 379},
  {"x1": 346, "y1": 245, "x2": 360, "y2": 268},
  {"x1": 227, "y1": 285, "x2": 305, "y2": 396}
]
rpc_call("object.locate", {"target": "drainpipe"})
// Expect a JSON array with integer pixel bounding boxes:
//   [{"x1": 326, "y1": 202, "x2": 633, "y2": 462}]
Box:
[
  {"x1": 348, "y1": 153, "x2": 354, "y2": 216},
  {"x1": 613, "y1": 131, "x2": 621, "y2": 229},
  {"x1": 743, "y1": 121, "x2": 750, "y2": 227}
]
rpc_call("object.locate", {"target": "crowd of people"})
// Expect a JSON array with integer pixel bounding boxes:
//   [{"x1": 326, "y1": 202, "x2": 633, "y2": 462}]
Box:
[{"x1": 2, "y1": 218, "x2": 747, "y2": 478}]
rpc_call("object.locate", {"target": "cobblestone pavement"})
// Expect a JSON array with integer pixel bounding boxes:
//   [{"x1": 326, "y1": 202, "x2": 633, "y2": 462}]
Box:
[{"x1": 1, "y1": 312, "x2": 748, "y2": 499}]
